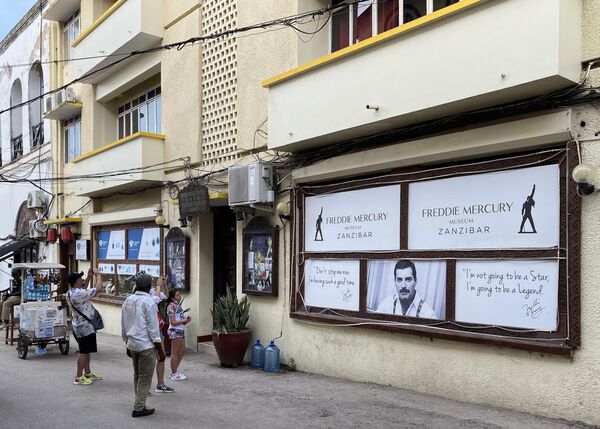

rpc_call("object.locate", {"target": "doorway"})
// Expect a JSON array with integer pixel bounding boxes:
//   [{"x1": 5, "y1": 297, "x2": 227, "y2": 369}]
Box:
[{"x1": 213, "y1": 207, "x2": 236, "y2": 300}]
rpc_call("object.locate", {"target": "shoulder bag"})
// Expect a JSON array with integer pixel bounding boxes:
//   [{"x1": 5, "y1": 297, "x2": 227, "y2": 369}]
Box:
[{"x1": 67, "y1": 292, "x2": 104, "y2": 331}]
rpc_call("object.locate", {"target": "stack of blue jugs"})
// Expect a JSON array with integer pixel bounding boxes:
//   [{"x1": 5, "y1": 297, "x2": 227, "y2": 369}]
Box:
[{"x1": 263, "y1": 340, "x2": 280, "y2": 373}]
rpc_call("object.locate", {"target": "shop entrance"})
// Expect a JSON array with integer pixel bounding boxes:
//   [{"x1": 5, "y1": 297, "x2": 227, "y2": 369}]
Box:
[{"x1": 213, "y1": 207, "x2": 236, "y2": 300}]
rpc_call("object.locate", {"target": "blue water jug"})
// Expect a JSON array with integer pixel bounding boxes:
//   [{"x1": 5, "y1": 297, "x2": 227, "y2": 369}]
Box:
[
  {"x1": 251, "y1": 340, "x2": 265, "y2": 368},
  {"x1": 263, "y1": 340, "x2": 280, "y2": 373}
]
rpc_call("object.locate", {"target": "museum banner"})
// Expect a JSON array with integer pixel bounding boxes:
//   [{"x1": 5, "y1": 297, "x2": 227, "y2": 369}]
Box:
[
  {"x1": 304, "y1": 185, "x2": 401, "y2": 252},
  {"x1": 304, "y1": 259, "x2": 360, "y2": 311},
  {"x1": 455, "y1": 260, "x2": 559, "y2": 331},
  {"x1": 408, "y1": 165, "x2": 560, "y2": 250}
]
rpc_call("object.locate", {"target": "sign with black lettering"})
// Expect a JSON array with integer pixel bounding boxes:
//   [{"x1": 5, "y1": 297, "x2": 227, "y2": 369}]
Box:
[
  {"x1": 178, "y1": 182, "x2": 209, "y2": 217},
  {"x1": 304, "y1": 185, "x2": 401, "y2": 252},
  {"x1": 408, "y1": 165, "x2": 559, "y2": 250},
  {"x1": 455, "y1": 260, "x2": 559, "y2": 330}
]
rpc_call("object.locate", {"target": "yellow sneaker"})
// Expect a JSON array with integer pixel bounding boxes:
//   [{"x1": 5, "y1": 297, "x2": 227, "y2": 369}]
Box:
[
  {"x1": 73, "y1": 376, "x2": 93, "y2": 385},
  {"x1": 85, "y1": 372, "x2": 103, "y2": 381}
]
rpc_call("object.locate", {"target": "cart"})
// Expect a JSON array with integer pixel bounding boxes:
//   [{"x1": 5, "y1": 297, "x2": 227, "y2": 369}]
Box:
[{"x1": 12, "y1": 263, "x2": 69, "y2": 359}]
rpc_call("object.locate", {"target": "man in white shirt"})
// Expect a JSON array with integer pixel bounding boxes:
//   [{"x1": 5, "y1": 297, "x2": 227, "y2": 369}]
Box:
[
  {"x1": 121, "y1": 273, "x2": 166, "y2": 418},
  {"x1": 376, "y1": 260, "x2": 436, "y2": 319}
]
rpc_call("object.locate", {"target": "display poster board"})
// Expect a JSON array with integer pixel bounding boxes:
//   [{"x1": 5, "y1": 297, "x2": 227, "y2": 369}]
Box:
[
  {"x1": 367, "y1": 259, "x2": 446, "y2": 319},
  {"x1": 304, "y1": 259, "x2": 360, "y2": 311},
  {"x1": 455, "y1": 260, "x2": 559, "y2": 330},
  {"x1": 128, "y1": 228, "x2": 161, "y2": 261},
  {"x1": 139, "y1": 265, "x2": 161, "y2": 277},
  {"x1": 305, "y1": 185, "x2": 401, "y2": 252},
  {"x1": 75, "y1": 240, "x2": 90, "y2": 261},
  {"x1": 408, "y1": 165, "x2": 560, "y2": 250},
  {"x1": 98, "y1": 263, "x2": 115, "y2": 275},
  {"x1": 165, "y1": 227, "x2": 189, "y2": 290},
  {"x1": 98, "y1": 230, "x2": 126, "y2": 260},
  {"x1": 117, "y1": 264, "x2": 136, "y2": 276}
]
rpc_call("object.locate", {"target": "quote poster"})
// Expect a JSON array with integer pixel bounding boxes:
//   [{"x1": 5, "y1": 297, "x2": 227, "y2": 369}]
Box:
[{"x1": 455, "y1": 260, "x2": 559, "y2": 331}]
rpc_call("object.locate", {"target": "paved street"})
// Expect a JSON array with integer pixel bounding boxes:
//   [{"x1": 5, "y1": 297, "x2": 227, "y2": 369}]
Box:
[{"x1": 0, "y1": 333, "x2": 595, "y2": 429}]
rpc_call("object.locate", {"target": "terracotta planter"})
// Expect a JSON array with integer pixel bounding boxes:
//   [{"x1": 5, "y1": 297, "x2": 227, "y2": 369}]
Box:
[{"x1": 212, "y1": 329, "x2": 252, "y2": 368}]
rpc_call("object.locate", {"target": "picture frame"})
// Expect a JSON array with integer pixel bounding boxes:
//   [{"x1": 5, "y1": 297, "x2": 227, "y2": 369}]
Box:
[
  {"x1": 242, "y1": 217, "x2": 278, "y2": 296},
  {"x1": 165, "y1": 227, "x2": 190, "y2": 291}
]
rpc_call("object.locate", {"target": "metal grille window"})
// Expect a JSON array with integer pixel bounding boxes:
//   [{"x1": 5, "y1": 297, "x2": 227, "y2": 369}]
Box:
[
  {"x1": 331, "y1": 0, "x2": 460, "y2": 52},
  {"x1": 63, "y1": 10, "x2": 80, "y2": 60},
  {"x1": 117, "y1": 87, "x2": 162, "y2": 140},
  {"x1": 31, "y1": 123, "x2": 44, "y2": 149},
  {"x1": 11, "y1": 135, "x2": 23, "y2": 161},
  {"x1": 64, "y1": 115, "x2": 81, "y2": 163}
]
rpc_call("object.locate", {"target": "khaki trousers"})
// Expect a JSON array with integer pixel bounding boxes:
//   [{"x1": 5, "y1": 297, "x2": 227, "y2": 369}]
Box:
[
  {"x1": 131, "y1": 348, "x2": 156, "y2": 411},
  {"x1": 1, "y1": 295, "x2": 20, "y2": 321}
]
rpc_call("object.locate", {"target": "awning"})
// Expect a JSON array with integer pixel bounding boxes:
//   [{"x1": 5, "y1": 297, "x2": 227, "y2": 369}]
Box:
[{"x1": 0, "y1": 238, "x2": 35, "y2": 263}]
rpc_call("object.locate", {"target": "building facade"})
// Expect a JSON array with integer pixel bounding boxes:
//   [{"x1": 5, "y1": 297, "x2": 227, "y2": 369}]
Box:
[
  {"x1": 0, "y1": 1, "x2": 52, "y2": 285},
  {"x1": 39, "y1": 0, "x2": 600, "y2": 425}
]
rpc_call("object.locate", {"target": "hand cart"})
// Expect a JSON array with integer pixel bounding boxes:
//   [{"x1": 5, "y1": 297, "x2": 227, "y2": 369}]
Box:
[{"x1": 12, "y1": 263, "x2": 69, "y2": 359}]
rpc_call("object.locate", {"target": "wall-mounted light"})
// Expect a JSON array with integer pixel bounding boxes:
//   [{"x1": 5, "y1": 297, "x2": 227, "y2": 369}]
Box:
[
  {"x1": 276, "y1": 202, "x2": 290, "y2": 221},
  {"x1": 155, "y1": 201, "x2": 170, "y2": 228},
  {"x1": 572, "y1": 163, "x2": 598, "y2": 196}
]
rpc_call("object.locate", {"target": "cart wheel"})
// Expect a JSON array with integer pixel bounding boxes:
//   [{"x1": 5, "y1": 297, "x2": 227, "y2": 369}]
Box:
[
  {"x1": 59, "y1": 339, "x2": 69, "y2": 355},
  {"x1": 17, "y1": 335, "x2": 29, "y2": 360}
]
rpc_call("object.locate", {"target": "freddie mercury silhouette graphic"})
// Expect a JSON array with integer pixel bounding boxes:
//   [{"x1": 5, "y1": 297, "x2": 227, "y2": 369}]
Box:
[
  {"x1": 519, "y1": 184, "x2": 537, "y2": 233},
  {"x1": 314, "y1": 207, "x2": 323, "y2": 241}
]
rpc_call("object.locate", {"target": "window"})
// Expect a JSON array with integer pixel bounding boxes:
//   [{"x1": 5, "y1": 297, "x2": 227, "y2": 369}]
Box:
[
  {"x1": 117, "y1": 86, "x2": 162, "y2": 140},
  {"x1": 63, "y1": 10, "x2": 80, "y2": 60},
  {"x1": 94, "y1": 224, "x2": 163, "y2": 297},
  {"x1": 331, "y1": 0, "x2": 460, "y2": 52},
  {"x1": 64, "y1": 115, "x2": 81, "y2": 163}
]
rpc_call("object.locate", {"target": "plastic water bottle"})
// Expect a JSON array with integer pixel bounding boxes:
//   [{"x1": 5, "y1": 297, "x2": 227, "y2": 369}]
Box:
[
  {"x1": 251, "y1": 340, "x2": 265, "y2": 368},
  {"x1": 263, "y1": 340, "x2": 280, "y2": 373}
]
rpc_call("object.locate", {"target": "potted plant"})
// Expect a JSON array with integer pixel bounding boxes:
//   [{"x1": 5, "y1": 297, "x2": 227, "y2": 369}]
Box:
[{"x1": 211, "y1": 289, "x2": 251, "y2": 367}]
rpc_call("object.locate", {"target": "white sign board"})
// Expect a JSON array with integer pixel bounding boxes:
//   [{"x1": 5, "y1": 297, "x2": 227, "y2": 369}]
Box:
[
  {"x1": 98, "y1": 263, "x2": 115, "y2": 275},
  {"x1": 304, "y1": 259, "x2": 360, "y2": 311},
  {"x1": 75, "y1": 240, "x2": 89, "y2": 260},
  {"x1": 117, "y1": 264, "x2": 136, "y2": 275},
  {"x1": 139, "y1": 265, "x2": 161, "y2": 277},
  {"x1": 106, "y1": 230, "x2": 126, "y2": 260},
  {"x1": 455, "y1": 260, "x2": 559, "y2": 331},
  {"x1": 305, "y1": 185, "x2": 401, "y2": 252},
  {"x1": 408, "y1": 165, "x2": 560, "y2": 250}
]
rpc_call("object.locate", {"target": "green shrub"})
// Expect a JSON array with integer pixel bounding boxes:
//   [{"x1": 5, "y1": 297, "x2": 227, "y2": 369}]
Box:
[{"x1": 211, "y1": 289, "x2": 250, "y2": 333}]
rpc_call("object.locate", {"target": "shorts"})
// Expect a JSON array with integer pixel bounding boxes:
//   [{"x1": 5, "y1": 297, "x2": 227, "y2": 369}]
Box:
[
  {"x1": 73, "y1": 331, "x2": 97, "y2": 354},
  {"x1": 167, "y1": 327, "x2": 184, "y2": 340}
]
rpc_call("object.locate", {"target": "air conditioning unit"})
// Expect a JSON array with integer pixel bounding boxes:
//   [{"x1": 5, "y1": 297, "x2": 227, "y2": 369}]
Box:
[
  {"x1": 29, "y1": 220, "x2": 47, "y2": 239},
  {"x1": 44, "y1": 95, "x2": 54, "y2": 115},
  {"x1": 27, "y1": 190, "x2": 46, "y2": 209},
  {"x1": 54, "y1": 87, "x2": 77, "y2": 106},
  {"x1": 228, "y1": 162, "x2": 274, "y2": 206}
]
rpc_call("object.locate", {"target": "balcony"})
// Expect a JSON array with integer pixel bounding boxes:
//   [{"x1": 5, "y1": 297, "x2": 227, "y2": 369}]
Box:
[
  {"x1": 69, "y1": 132, "x2": 165, "y2": 197},
  {"x1": 71, "y1": 0, "x2": 164, "y2": 83},
  {"x1": 263, "y1": 0, "x2": 582, "y2": 152},
  {"x1": 43, "y1": 0, "x2": 80, "y2": 22}
]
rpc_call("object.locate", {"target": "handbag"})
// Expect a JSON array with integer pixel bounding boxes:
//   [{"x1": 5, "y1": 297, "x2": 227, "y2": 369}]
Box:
[{"x1": 67, "y1": 292, "x2": 104, "y2": 331}]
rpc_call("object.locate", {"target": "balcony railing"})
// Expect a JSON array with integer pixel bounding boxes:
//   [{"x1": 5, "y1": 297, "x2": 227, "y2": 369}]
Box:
[{"x1": 11, "y1": 135, "x2": 23, "y2": 162}]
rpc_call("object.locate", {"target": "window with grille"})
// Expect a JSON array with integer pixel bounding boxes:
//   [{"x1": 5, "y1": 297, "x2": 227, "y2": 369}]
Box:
[
  {"x1": 117, "y1": 87, "x2": 162, "y2": 140},
  {"x1": 63, "y1": 10, "x2": 80, "y2": 60},
  {"x1": 64, "y1": 115, "x2": 81, "y2": 163}
]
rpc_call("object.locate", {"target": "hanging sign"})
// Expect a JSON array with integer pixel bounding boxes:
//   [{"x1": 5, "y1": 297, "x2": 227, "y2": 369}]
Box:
[
  {"x1": 304, "y1": 259, "x2": 360, "y2": 311},
  {"x1": 408, "y1": 165, "x2": 560, "y2": 250},
  {"x1": 179, "y1": 182, "x2": 210, "y2": 217},
  {"x1": 305, "y1": 185, "x2": 401, "y2": 252},
  {"x1": 455, "y1": 260, "x2": 559, "y2": 331}
]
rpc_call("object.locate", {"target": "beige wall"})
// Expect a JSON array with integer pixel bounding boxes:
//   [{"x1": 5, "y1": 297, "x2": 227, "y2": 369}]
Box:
[{"x1": 236, "y1": 0, "x2": 297, "y2": 152}]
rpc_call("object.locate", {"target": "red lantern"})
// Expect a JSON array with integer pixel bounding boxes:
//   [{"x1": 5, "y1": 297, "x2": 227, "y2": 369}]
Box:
[
  {"x1": 47, "y1": 228, "x2": 57, "y2": 243},
  {"x1": 60, "y1": 227, "x2": 72, "y2": 243}
]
